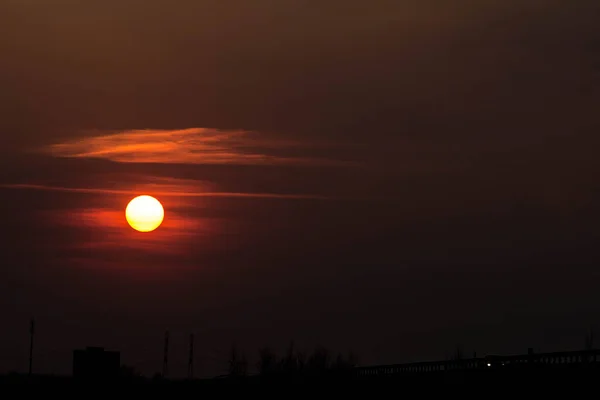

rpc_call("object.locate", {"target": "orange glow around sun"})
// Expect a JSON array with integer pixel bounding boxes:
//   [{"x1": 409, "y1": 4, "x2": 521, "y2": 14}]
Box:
[{"x1": 125, "y1": 195, "x2": 165, "y2": 232}]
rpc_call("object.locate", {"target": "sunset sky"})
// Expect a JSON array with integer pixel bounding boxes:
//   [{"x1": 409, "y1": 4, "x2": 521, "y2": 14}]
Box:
[{"x1": 1, "y1": 0, "x2": 600, "y2": 377}]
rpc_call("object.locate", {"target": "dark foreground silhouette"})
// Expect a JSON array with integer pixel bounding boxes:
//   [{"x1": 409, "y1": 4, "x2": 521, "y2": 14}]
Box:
[{"x1": 3, "y1": 348, "x2": 600, "y2": 384}]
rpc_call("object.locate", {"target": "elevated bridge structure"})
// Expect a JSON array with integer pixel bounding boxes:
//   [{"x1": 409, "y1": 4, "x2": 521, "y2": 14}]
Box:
[{"x1": 354, "y1": 349, "x2": 600, "y2": 378}]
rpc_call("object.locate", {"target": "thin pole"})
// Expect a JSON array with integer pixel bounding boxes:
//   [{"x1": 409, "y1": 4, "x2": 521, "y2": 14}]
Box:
[
  {"x1": 188, "y1": 333, "x2": 194, "y2": 379},
  {"x1": 162, "y1": 330, "x2": 169, "y2": 378},
  {"x1": 28, "y1": 318, "x2": 35, "y2": 376}
]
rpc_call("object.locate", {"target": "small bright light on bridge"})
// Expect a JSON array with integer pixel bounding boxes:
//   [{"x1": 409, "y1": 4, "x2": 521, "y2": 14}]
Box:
[{"x1": 487, "y1": 363, "x2": 491, "y2": 367}]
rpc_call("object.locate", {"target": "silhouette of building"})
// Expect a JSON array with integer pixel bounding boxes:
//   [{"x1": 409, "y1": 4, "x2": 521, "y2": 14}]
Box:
[{"x1": 73, "y1": 347, "x2": 120, "y2": 379}]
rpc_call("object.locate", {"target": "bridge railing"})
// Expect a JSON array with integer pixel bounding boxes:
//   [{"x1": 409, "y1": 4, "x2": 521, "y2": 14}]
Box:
[{"x1": 353, "y1": 349, "x2": 600, "y2": 377}]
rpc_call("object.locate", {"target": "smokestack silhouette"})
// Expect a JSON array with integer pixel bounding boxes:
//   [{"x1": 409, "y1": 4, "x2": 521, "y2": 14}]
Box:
[
  {"x1": 28, "y1": 318, "x2": 35, "y2": 376},
  {"x1": 162, "y1": 330, "x2": 169, "y2": 378},
  {"x1": 188, "y1": 333, "x2": 194, "y2": 379}
]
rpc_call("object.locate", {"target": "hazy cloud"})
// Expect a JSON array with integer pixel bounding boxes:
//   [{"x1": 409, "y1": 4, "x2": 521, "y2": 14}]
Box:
[
  {"x1": 42, "y1": 128, "x2": 354, "y2": 167},
  {"x1": 40, "y1": 206, "x2": 210, "y2": 257},
  {"x1": 0, "y1": 182, "x2": 331, "y2": 200}
]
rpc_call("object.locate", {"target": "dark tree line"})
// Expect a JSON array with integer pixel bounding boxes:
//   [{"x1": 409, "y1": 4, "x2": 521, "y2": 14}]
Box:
[{"x1": 227, "y1": 342, "x2": 359, "y2": 380}]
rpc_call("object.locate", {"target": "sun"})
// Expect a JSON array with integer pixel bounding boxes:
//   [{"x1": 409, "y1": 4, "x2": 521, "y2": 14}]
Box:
[{"x1": 125, "y1": 195, "x2": 165, "y2": 232}]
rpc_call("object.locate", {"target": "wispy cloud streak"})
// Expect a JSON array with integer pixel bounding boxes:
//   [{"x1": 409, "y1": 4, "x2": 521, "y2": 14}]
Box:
[
  {"x1": 43, "y1": 128, "x2": 353, "y2": 167},
  {"x1": 0, "y1": 183, "x2": 331, "y2": 200}
]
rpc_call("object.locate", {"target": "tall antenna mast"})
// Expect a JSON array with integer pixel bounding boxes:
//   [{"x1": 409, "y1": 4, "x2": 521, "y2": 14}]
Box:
[
  {"x1": 162, "y1": 330, "x2": 169, "y2": 378},
  {"x1": 188, "y1": 333, "x2": 194, "y2": 379},
  {"x1": 28, "y1": 318, "x2": 35, "y2": 376}
]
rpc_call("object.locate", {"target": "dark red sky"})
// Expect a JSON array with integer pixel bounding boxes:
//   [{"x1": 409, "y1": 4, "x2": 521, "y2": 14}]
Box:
[{"x1": 1, "y1": 0, "x2": 600, "y2": 377}]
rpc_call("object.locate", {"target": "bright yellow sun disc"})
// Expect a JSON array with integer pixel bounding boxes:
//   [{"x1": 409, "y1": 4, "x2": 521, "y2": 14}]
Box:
[{"x1": 125, "y1": 195, "x2": 164, "y2": 232}]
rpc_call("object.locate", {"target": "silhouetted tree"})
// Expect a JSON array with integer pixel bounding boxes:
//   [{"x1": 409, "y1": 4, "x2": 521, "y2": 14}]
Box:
[
  {"x1": 296, "y1": 350, "x2": 307, "y2": 372},
  {"x1": 228, "y1": 344, "x2": 247, "y2": 377},
  {"x1": 281, "y1": 341, "x2": 299, "y2": 375},
  {"x1": 452, "y1": 344, "x2": 463, "y2": 361},
  {"x1": 333, "y1": 353, "x2": 346, "y2": 370},
  {"x1": 347, "y1": 351, "x2": 359, "y2": 367},
  {"x1": 332, "y1": 351, "x2": 359, "y2": 370},
  {"x1": 254, "y1": 343, "x2": 358, "y2": 381},
  {"x1": 257, "y1": 347, "x2": 278, "y2": 376},
  {"x1": 307, "y1": 345, "x2": 330, "y2": 373}
]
